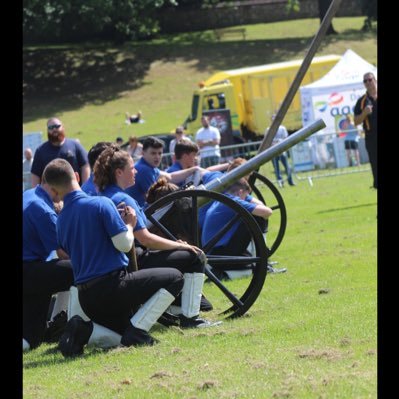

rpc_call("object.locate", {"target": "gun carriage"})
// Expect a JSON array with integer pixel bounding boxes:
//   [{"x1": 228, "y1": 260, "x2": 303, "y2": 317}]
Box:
[{"x1": 145, "y1": 119, "x2": 326, "y2": 321}]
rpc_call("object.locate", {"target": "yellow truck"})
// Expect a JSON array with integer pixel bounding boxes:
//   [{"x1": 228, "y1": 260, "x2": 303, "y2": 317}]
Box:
[{"x1": 182, "y1": 54, "x2": 341, "y2": 141}]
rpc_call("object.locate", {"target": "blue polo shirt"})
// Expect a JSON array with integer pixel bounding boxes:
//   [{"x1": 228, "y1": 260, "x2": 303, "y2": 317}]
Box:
[
  {"x1": 81, "y1": 174, "x2": 98, "y2": 196},
  {"x1": 56, "y1": 190, "x2": 129, "y2": 284},
  {"x1": 31, "y1": 138, "x2": 88, "y2": 179},
  {"x1": 125, "y1": 157, "x2": 160, "y2": 207},
  {"x1": 166, "y1": 161, "x2": 183, "y2": 173},
  {"x1": 101, "y1": 184, "x2": 148, "y2": 232},
  {"x1": 201, "y1": 193, "x2": 256, "y2": 248},
  {"x1": 23, "y1": 185, "x2": 59, "y2": 262},
  {"x1": 198, "y1": 171, "x2": 224, "y2": 228}
]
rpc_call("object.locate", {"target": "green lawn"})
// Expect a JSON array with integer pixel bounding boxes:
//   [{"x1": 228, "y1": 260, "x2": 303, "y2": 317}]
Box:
[
  {"x1": 23, "y1": 170, "x2": 377, "y2": 398},
  {"x1": 23, "y1": 17, "x2": 377, "y2": 151},
  {"x1": 23, "y1": 17, "x2": 377, "y2": 398}
]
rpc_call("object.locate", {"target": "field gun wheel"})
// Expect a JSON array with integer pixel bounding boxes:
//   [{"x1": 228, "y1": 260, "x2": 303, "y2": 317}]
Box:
[
  {"x1": 248, "y1": 171, "x2": 287, "y2": 257},
  {"x1": 145, "y1": 189, "x2": 269, "y2": 319}
]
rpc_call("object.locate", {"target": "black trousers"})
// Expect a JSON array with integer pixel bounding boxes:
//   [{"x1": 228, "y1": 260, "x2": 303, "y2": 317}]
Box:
[
  {"x1": 23, "y1": 259, "x2": 74, "y2": 348},
  {"x1": 78, "y1": 267, "x2": 183, "y2": 335},
  {"x1": 365, "y1": 133, "x2": 377, "y2": 188},
  {"x1": 137, "y1": 248, "x2": 205, "y2": 274},
  {"x1": 208, "y1": 217, "x2": 267, "y2": 270}
]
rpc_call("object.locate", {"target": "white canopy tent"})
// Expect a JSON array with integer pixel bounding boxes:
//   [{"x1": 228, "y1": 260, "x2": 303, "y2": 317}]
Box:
[{"x1": 295, "y1": 49, "x2": 377, "y2": 169}]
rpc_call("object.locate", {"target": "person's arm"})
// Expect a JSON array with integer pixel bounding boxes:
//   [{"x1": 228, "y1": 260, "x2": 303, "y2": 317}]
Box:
[
  {"x1": 354, "y1": 106, "x2": 372, "y2": 126},
  {"x1": 207, "y1": 162, "x2": 229, "y2": 172},
  {"x1": 56, "y1": 248, "x2": 70, "y2": 260},
  {"x1": 251, "y1": 204, "x2": 273, "y2": 219},
  {"x1": 80, "y1": 163, "x2": 91, "y2": 184},
  {"x1": 134, "y1": 227, "x2": 202, "y2": 254},
  {"x1": 31, "y1": 173, "x2": 41, "y2": 187},
  {"x1": 110, "y1": 206, "x2": 136, "y2": 252},
  {"x1": 160, "y1": 167, "x2": 201, "y2": 184}
]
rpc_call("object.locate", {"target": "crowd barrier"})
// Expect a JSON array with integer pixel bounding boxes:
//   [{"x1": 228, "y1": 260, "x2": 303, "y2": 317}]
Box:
[{"x1": 22, "y1": 129, "x2": 372, "y2": 191}]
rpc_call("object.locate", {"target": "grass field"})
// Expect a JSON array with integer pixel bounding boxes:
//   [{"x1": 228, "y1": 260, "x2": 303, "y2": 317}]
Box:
[
  {"x1": 23, "y1": 169, "x2": 377, "y2": 398},
  {"x1": 23, "y1": 17, "x2": 377, "y2": 150},
  {"x1": 23, "y1": 16, "x2": 377, "y2": 398}
]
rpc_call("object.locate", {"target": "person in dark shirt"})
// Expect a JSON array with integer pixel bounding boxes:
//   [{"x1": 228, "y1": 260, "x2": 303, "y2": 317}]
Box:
[
  {"x1": 31, "y1": 117, "x2": 90, "y2": 187},
  {"x1": 354, "y1": 72, "x2": 377, "y2": 189}
]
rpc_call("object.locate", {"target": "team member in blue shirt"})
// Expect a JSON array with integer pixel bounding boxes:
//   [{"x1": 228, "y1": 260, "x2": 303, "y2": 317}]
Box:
[
  {"x1": 23, "y1": 181, "x2": 74, "y2": 351},
  {"x1": 81, "y1": 141, "x2": 116, "y2": 196},
  {"x1": 43, "y1": 158, "x2": 185, "y2": 357},
  {"x1": 93, "y1": 146, "x2": 219, "y2": 328},
  {"x1": 201, "y1": 178, "x2": 272, "y2": 271},
  {"x1": 125, "y1": 136, "x2": 200, "y2": 207}
]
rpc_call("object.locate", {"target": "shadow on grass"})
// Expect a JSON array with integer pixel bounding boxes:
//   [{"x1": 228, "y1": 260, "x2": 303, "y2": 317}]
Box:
[
  {"x1": 317, "y1": 202, "x2": 377, "y2": 214},
  {"x1": 23, "y1": 29, "x2": 374, "y2": 122},
  {"x1": 23, "y1": 345, "x2": 109, "y2": 369}
]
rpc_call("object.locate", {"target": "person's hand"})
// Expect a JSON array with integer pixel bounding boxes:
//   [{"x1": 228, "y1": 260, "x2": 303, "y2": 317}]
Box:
[
  {"x1": 176, "y1": 239, "x2": 205, "y2": 256},
  {"x1": 364, "y1": 105, "x2": 373, "y2": 115},
  {"x1": 123, "y1": 206, "x2": 137, "y2": 229}
]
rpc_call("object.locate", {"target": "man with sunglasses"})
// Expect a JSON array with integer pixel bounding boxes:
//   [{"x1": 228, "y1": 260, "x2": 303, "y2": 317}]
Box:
[
  {"x1": 31, "y1": 118, "x2": 90, "y2": 188},
  {"x1": 354, "y1": 72, "x2": 377, "y2": 189}
]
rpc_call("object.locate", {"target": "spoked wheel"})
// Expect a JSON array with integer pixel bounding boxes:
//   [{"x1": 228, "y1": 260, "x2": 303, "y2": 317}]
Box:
[
  {"x1": 248, "y1": 171, "x2": 287, "y2": 257},
  {"x1": 145, "y1": 189, "x2": 269, "y2": 319}
]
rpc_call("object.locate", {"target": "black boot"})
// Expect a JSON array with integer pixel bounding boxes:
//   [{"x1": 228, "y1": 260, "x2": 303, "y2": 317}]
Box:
[
  {"x1": 121, "y1": 325, "x2": 158, "y2": 347},
  {"x1": 179, "y1": 315, "x2": 222, "y2": 329},
  {"x1": 44, "y1": 310, "x2": 68, "y2": 343},
  {"x1": 58, "y1": 315, "x2": 93, "y2": 357}
]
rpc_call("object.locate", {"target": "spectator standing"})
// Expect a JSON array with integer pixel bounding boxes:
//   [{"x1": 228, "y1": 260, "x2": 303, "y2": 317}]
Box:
[
  {"x1": 354, "y1": 72, "x2": 377, "y2": 189},
  {"x1": 23, "y1": 148, "x2": 34, "y2": 190},
  {"x1": 266, "y1": 115, "x2": 295, "y2": 187},
  {"x1": 169, "y1": 126, "x2": 192, "y2": 155},
  {"x1": 115, "y1": 137, "x2": 124, "y2": 146},
  {"x1": 31, "y1": 117, "x2": 90, "y2": 187},
  {"x1": 195, "y1": 115, "x2": 221, "y2": 168},
  {"x1": 126, "y1": 135, "x2": 143, "y2": 162},
  {"x1": 343, "y1": 114, "x2": 361, "y2": 166}
]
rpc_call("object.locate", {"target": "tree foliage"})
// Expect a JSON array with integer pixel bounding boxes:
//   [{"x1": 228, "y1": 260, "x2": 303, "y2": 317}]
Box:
[{"x1": 23, "y1": 0, "x2": 178, "y2": 43}]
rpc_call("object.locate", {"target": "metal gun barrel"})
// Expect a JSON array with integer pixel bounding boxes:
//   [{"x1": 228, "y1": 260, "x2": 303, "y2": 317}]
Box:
[{"x1": 202, "y1": 119, "x2": 325, "y2": 194}]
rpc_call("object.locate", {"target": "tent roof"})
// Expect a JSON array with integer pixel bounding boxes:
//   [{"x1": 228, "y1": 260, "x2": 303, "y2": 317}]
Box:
[{"x1": 301, "y1": 49, "x2": 377, "y2": 89}]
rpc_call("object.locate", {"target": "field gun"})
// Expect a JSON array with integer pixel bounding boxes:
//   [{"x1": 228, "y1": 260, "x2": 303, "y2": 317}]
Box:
[{"x1": 145, "y1": 119, "x2": 326, "y2": 320}]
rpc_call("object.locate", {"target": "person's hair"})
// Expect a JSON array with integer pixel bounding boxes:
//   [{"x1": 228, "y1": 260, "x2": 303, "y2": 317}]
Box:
[
  {"x1": 226, "y1": 178, "x2": 251, "y2": 195},
  {"x1": 363, "y1": 72, "x2": 376, "y2": 80},
  {"x1": 174, "y1": 139, "x2": 199, "y2": 159},
  {"x1": 175, "y1": 126, "x2": 184, "y2": 134},
  {"x1": 146, "y1": 177, "x2": 179, "y2": 204},
  {"x1": 129, "y1": 135, "x2": 138, "y2": 144},
  {"x1": 93, "y1": 146, "x2": 132, "y2": 192},
  {"x1": 142, "y1": 136, "x2": 164, "y2": 151},
  {"x1": 227, "y1": 157, "x2": 246, "y2": 172},
  {"x1": 43, "y1": 158, "x2": 75, "y2": 188},
  {"x1": 87, "y1": 142, "x2": 115, "y2": 169}
]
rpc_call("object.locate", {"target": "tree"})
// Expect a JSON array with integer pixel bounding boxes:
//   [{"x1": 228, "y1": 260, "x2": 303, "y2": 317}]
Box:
[
  {"x1": 23, "y1": 0, "x2": 178, "y2": 44},
  {"x1": 318, "y1": 0, "x2": 338, "y2": 35}
]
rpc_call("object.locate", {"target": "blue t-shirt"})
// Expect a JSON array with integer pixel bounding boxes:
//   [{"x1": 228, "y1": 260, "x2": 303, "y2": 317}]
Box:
[
  {"x1": 23, "y1": 185, "x2": 59, "y2": 262},
  {"x1": 201, "y1": 193, "x2": 256, "y2": 248},
  {"x1": 56, "y1": 190, "x2": 129, "y2": 284},
  {"x1": 166, "y1": 161, "x2": 183, "y2": 173},
  {"x1": 101, "y1": 184, "x2": 148, "y2": 232},
  {"x1": 198, "y1": 171, "x2": 225, "y2": 228},
  {"x1": 31, "y1": 138, "x2": 88, "y2": 179},
  {"x1": 81, "y1": 174, "x2": 98, "y2": 196},
  {"x1": 125, "y1": 157, "x2": 160, "y2": 207},
  {"x1": 344, "y1": 124, "x2": 359, "y2": 142}
]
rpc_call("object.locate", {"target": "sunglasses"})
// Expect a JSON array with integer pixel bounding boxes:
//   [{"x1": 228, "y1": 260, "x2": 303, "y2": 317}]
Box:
[
  {"x1": 363, "y1": 78, "x2": 373, "y2": 83},
  {"x1": 48, "y1": 124, "x2": 61, "y2": 130}
]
